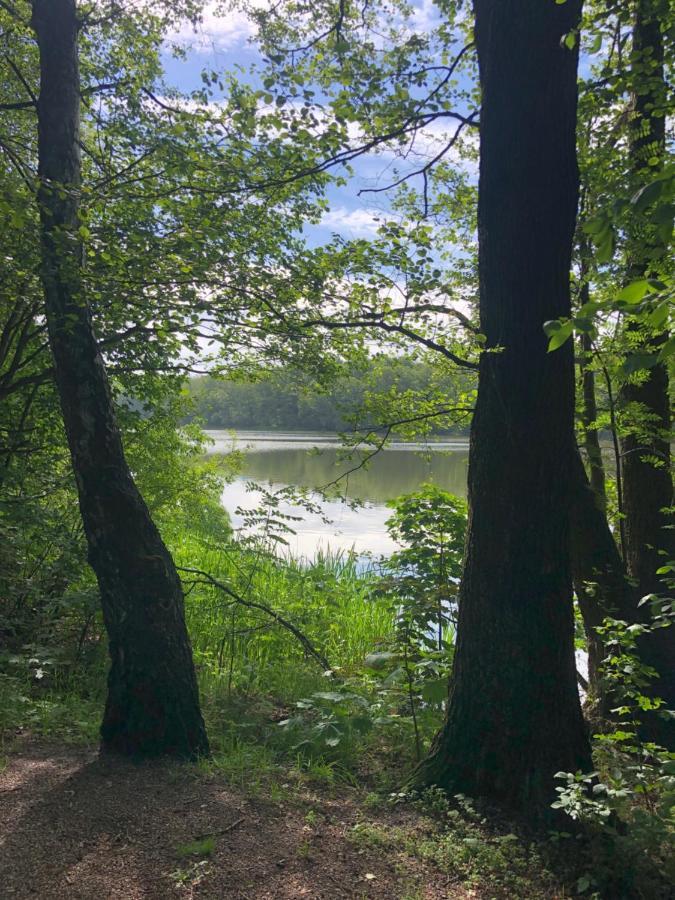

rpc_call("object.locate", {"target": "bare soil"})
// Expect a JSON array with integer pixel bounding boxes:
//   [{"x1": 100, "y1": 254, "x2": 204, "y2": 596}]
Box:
[{"x1": 0, "y1": 740, "x2": 472, "y2": 899}]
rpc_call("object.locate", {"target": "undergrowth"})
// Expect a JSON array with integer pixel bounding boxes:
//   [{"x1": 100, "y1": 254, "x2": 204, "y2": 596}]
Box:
[
  {"x1": 1, "y1": 530, "x2": 673, "y2": 899},
  {"x1": 349, "y1": 787, "x2": 567, "y2": 900}
]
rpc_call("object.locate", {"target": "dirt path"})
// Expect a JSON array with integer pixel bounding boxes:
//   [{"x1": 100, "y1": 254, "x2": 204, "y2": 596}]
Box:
[{"x1": 0, "y1": 741, "x2": 469, "y2": 899}]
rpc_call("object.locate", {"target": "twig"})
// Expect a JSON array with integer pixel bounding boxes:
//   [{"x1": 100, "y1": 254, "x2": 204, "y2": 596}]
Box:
[
  {"x1": 195, "y1": 817, "x2": 245, "y2": 840},
  {"x1": 177, "y1": 566, "x2": 331, "y2": 671}
]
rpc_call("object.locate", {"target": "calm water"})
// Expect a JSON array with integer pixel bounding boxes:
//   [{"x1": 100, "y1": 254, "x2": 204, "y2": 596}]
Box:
[{"x1": 206, "y1": 430, "x2": 469, "y2": 558}]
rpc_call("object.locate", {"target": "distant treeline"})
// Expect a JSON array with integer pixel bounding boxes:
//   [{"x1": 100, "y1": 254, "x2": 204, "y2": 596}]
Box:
[{"x1": 187, "y1": 359, "x2": 473, "y2": 433}]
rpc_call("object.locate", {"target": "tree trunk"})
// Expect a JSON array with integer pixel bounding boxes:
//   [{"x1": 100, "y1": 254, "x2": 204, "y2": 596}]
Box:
[
  {"x1": 618, "y1": 0, "x2": 674, "y2": 747},
  {"x1": 411, "y1": 0, "x2": 591, "y2": 814},
  {"x1": 580, "y1": 341, "x2": 607, "y2": 511},
  {"x1": 31, "y1": 0, "x2": 209, "y2": 759},
  {"x1": 569, "y1": 452, "x2": 632, "y2": 714},
  {"x1": 577, "y1": 271, "x2": 607, "y2": 512},
  {"x1": 573, "y1": 272, "x2": 610, "y2": 711}
]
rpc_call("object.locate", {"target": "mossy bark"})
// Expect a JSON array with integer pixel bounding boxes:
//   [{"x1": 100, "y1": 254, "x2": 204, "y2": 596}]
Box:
[{"x1": 32, "y1": 0, "x2": 209, "y2": 759}]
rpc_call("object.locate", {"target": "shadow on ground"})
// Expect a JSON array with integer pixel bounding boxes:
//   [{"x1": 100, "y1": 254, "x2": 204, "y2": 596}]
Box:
[{"x1": 0, "y1": 741, "x2": 462, "y2": 899}]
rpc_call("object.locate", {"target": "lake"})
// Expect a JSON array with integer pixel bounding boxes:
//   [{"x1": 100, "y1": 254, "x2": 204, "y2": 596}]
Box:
[{"x1": 206, "y1": 430, "x2": 469, "y2": 559}]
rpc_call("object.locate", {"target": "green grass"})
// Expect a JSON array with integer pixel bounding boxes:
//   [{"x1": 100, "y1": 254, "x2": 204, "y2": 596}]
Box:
[
  {"x1": 0, "y1": 667, "x2": 102, "y2": 746},
  {"x1": 347, "y1": 792, "x2": 566, "y2": 900},
  {"x1": 0, "y1": 537, "x2": 430, "y2": 788},
  {"x1": 1, "y1": 532, "x2": 670, "y2": 899},
  {"x1": 178, "y1": 539, "x2": 393, "y2": 684},
  {"x1": 175, "y1": 837, "x2": 216, "y2": 859},
  {"x1": 175, "y1": 538, "x2": 438, "y2": 781},
  {"x1": 197, "y1": 736, "x2": 279, "y2": 791},
  {"x1": 0, "y1": 539, "x2": 409, "y2": 778}
]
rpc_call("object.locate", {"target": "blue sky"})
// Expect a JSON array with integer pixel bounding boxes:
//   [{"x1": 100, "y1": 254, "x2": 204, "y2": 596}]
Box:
[{"x1": 157, "y1": 1, "x2": 475, "y2": 245}]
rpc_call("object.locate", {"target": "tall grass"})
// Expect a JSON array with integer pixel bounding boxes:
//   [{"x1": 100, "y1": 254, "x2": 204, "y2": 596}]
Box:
[
  {"x1": 173, "y1": 535, "x2": 395, "y2": 739},
  {"x1": 1, "y1": 524, "x2": 405, "y2": 772}
]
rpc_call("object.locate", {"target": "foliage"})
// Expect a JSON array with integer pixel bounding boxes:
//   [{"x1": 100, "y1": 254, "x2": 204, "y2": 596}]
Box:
[
  {"x1": 350, "y1": 787, "x2": 566, "y2": 899},
  {"x1": 264, "y1": 487, "x2": 465, "y2": 765},
  {"x1": 0, "y1": 661, "x2": 102, "y2": 749},
  {"x1": 383, "y1": 484, "x2": 466, "y2": 648},
  {"x1": 179, "y1": 537, "x2": 437, "y2": 775},
  {"x1": 188, "y1": 356, "x2": 474, "y2": 435},
  {"x1": 553, "y1": 608, "x2": 675, "y2": 895},
  {"x1": 0, "y1": 378, "x2": 230, "y2": 653},
  {"x1": 0, "y1": 0, "x2": 673, "y2": 895},
  {"x1": 278, "y1": 682, "x2": 376, "y2": 763}
]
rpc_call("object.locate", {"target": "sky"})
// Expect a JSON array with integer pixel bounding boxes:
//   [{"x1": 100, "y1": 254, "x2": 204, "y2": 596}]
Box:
[{"x1": 156, "y1": 0, "x2": 474, "y2": 244}]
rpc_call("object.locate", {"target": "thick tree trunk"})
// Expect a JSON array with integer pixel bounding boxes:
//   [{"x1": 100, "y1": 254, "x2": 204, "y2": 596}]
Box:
[
  {"x1": 31, "y1": 0, "x2": 209, "y2": 759},
  {"x1": 411, "y1": 1, "x2": 591, "y2": 814},
  {"x1": 618, "y1": 0, "x2": 674, "y2": 747}
]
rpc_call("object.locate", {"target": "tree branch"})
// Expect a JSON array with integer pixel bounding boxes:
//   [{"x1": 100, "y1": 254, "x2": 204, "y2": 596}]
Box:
[{"x1": 177, "y1": 566, "x2": 331, "y2": 672}]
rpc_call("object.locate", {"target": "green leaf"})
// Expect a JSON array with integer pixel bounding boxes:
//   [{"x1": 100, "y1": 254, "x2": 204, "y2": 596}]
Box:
[
  {"x1": 573, "y1": 317, "x2": 594, "y2": 335},
  {"x1": 631, "y1": 179, "x2": 664, "y2": 212},
  {"x1": 587, "y1": 33, "x2": 602, "y2": 54},
  {"x1": 596, "y1": 229, "x2": 615, "y2": 264},
  {"x1": 576, "y1": 875, "x2": 591, "y2": 894},
  {"x1": 364, "y1": 651, "x2": 399, "y2": 670},
  {"x1": 616, "y1": 280, "x2": 651, "y2": 304},
  {"x1": 622, "y1": 351, "x2": 659, "y2": 374},
  {"x1": 577, "y1": 300, "x2": 602, "y2": 318},
  {"x1": 647, "y1": 302, "x2": 670, "y2": 329},
  {"x1": 651, "y1": 203, "x2": 674, "y2": 226},
  {"x1": 658, "y1": 335, "x2": 675, "y2": 361},
  {"x1": 421, "y1": 678, "x2": 448, "y2": 704},
  {"x1": 562, "y1": 30, "x2": 577, "y2": 50},
  {"x1": 547, "y1": 321, "x2": 573, "y2": 352},
  {"x1": 582, "y1": 215, "x2": 607, "y2": 235},
  {"x1": 311, "y1": 691, "x2": 347, "y2": 702}
]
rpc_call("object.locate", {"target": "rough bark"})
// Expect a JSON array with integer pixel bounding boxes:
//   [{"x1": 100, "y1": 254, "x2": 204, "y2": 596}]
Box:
[
  {"x1": 411, "y1": 0, "x2": 591, "y2": 814},
  {"x1": 31, "y1": 0, "x2": 209, "y2": 759},
  {"x1": 617, "y1": 0, "x2": 674, "y2": 746}
]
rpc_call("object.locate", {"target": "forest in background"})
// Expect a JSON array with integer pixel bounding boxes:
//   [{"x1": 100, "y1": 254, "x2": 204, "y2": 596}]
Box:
[
  {"x1": 0, "y1": 0, "x2": 673, "y2": 897},
  {"x1": 187, "y1": 358, "x2": 473, "y2": 432}
]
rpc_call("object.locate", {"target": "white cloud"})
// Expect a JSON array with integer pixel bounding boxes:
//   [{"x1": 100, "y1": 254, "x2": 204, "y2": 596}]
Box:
[
  {"x1": 396, "y1": 119, "x2": 478, "y2": 176},
  {"x1": 408, "y1": 0, "x2": 440, "y2": 35},
  {"x1": 165, "y1": 2, "x2": 258, "y2": 52},
  {"x1": 106, "y1": 1, "x2": 256, "y2": 52},
  {"x1": 319, "y1": 206, "x2": 384, "y2": 237}
]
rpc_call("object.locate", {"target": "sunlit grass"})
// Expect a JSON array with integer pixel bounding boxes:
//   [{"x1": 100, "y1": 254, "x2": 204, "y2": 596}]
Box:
[
  {"x1": 1, "y1": 534, "x2": 406, "y2": 776},
  {"x1": 177, "y1": 537, "x2": 394, "y2": 697}
]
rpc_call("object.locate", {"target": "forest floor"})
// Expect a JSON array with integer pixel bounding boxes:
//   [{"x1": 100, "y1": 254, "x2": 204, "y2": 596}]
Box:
[{"x1": 0, "y1": 738, "x2": 570, "y2": 900}]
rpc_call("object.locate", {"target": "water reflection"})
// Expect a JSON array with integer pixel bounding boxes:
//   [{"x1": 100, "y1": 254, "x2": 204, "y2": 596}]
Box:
[{"x1": 207, "y1": 431, "x2": 469, "y2": 559}]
